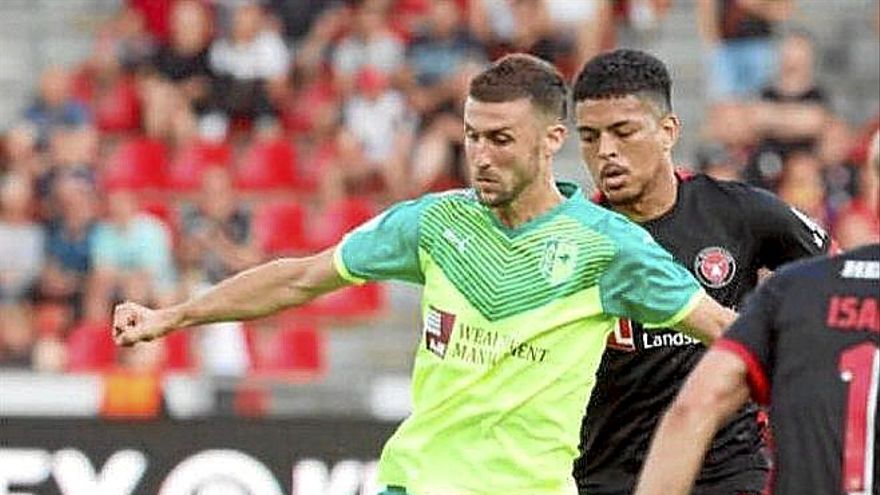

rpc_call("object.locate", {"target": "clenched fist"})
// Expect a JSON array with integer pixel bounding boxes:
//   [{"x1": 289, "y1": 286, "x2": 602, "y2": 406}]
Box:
[{"x1": 112, "y1": 302, "x2": 177, "y2": 346}]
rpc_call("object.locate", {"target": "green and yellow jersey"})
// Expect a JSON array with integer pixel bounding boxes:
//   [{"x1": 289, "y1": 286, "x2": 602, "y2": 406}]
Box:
[{"x1": 334, "y1": 182, "x2": 703, "y2": 495}]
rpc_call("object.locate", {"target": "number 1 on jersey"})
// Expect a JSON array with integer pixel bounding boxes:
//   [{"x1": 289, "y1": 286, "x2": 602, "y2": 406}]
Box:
[{"x1": 838, "y1": 342, "x2": 879, "y2": 495}]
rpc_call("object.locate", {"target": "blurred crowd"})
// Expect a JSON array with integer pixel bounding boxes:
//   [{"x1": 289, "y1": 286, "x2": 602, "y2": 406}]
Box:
[{"x1": 0, "y1": 0, "x2": 877, "y2": 382}]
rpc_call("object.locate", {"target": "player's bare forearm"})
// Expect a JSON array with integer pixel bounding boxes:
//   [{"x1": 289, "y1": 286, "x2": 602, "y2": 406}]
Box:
[
  {"x1": 113, "y1": 248, "x2": 348, "y2": 346},
  {"x1": 674, "y1": 293, "x2": 737, "y2": 343},
  {"x1": 176, "y1": 250, "x2": 347, "y2": 327},
  {"x1": 634, "y1": 349, "x2": 751, "y2": 495}
]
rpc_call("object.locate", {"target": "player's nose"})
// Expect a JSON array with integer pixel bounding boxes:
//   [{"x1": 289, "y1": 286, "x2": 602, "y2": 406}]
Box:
[{"x1": 597, "y1": 133, "x2": 619, "y2": 158}]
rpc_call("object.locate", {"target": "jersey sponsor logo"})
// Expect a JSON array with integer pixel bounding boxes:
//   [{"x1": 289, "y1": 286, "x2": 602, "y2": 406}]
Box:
[
  {"x1": 841, "y1": 260, "x2": 880, "y2": 280},
  {"x1": 442, "y1": 228, "x2": 470, "y2": 253},
  {"x1": 606, "y1": 318, "x2": 637, "y2": 351},
  {"x1": 540, "y1": 238, "x2": 578, "y2": 286},
  {"x1": 694, "y1": 246, "x2": 736, "y2": 289},
  {"x1": 424, "y1": 306, "x2": 456, "y2": 358},
  {"x1": 424, "y1": 308, "x2": 550, "y2": 366},
  {"x1": 641, "y1": 330, "x2": 700, "y2": 349},
  {"x1": 790, "y1": 206, "x2": 828, "y2": 249},
  {"x1": 448, "y1": 325, "x2": 549, "y2": 366}
]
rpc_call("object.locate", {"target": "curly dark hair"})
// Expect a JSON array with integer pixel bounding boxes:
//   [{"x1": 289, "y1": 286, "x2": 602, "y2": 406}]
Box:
[
  {"x1": 572, "y1": 49, "x2": 672, "y2": 115},
  {"x1": 469, "y1": 53, "x2": 569, "y2": 121}
]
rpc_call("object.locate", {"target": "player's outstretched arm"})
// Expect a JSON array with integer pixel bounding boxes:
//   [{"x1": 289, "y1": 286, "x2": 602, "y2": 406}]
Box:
[
  {"x1": 633, "y1": 348, "x2": 750, "y2": 495},
  {"x1": 673, "y1": 293, "x2": 737, "y2": 344},
  {"x1": 113, "y1": 248, "x2": 349, "y2": 346}
]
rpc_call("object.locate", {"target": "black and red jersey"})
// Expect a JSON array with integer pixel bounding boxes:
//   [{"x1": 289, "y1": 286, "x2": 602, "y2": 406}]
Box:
[
  {"x1": 575, "y1": 172, "x2": 830, "y2": 495},
  {"x1": 718, "y1": 243, "x2": 879, "y2": 495}
]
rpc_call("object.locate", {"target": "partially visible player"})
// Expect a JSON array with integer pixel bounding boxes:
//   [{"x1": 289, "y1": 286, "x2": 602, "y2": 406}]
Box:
[
  {"x1": 112, "y1": 54, "x2": 737, "y2": 495},
  {"x1": 571, "y1": 49, "x2": 829, "y2": 495},
  {"x1": 635, "y1": 243, "x2": 879, "y2": 495}
]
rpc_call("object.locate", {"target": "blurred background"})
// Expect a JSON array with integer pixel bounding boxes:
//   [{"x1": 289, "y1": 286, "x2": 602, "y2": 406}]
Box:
[{"x1": 0, "y1": 0, "x2": 877, "y2": 493}]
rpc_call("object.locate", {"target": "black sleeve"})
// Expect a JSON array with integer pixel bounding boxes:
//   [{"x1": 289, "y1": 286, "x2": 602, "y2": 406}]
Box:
[
  {"x1": 746, "y1": 188, "x2": 830, "y2": 269},
  {"x1": 717, "y1": 270, "x2": 786, "y2": 404}
]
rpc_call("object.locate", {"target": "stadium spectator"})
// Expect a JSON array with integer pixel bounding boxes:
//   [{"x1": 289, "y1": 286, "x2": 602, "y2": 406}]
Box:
[
  {"x1": 142, "y1": 0, "x2": 214, "y2": 143},
  {"x1": 776, "y1": 152, "x2": 830, "y2": 226},
  {"x1": 1, "y1": 124, "x2": 43, "y2": 181},
  {"x1": 341, "y1": 67, "x2": 416, "y2": 200},
  {"x1": 612, "y1": 0, "x2": 675, "y2": 48},
  {"x1": 0, "y1": 173, "x2": 44, "y2": 368},
  {"x1": 38, "y1": 175, "x2": 98, "y2": 322},
  {"x1": 266, "y1": 0, "x2": 335, "y2": 43},
  {"x1": 35, "y1": 127, "x2": 99, "y2": 208},
  {"x1": 179, "y1": 167, "x2": 261, "y2": 287},
  {"x1": 833, "y1": 130, "x2": 880, "y2": 249},
  {"x1": 332, "y1": 1, "x2": 406, "y2": 94},
  {"x1": 697, "y1": 0, "x2": 793, "y2": 100},
  {"x1": 207, "y1": 1, "x2": 289, "y2": 135},
  {"x1": 402, "y1": 0, "x2": 484, "y2": 90},
  {"x1": 697, "y1": 101, "x2": 757, "y2": 181},
  {"x1": 22, "y1": 66, "x2": 92, "y2": 149},
  {"x1": 745, "y1": 31, "x2": 831, "y2": 190},
  {"x1": 73, "y1": 37, "x2": 142, "y2": 135},
  {"x1": 0, "y1": 173, "x2": 44, "y2": 305},
  {"x1": 85, "y1": 189, "x2": 176, "y2": 321},
  {"x1": 540, "y1": 0, "x2": 612, "y2": 74},
  {"x1": 98, "y1": 4, "x2": 157, "y2": 72},
  {"x1": 408, "y1": 58, "x2": 483, "y2": 195},
  {"x1": 818, "y1": 118, "x2": 859, "y2": 210}
]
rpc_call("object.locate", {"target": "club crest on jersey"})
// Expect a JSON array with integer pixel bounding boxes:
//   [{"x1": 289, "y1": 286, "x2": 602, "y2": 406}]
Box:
[
  {"x1": 541, "y1": 239, "x2": 578, "y2": 286},
  {"x1": 424, "y1": 306, "x2": 456, "y2": 358},
  {"x1": 694, "y1": 246, "x2": 736, "y2": 289}
]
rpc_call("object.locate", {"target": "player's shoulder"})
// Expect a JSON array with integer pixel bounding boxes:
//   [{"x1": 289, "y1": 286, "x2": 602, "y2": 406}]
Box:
[
  {"x1": 681, "y1": 172, "x2": 768, "y2": 203},
  {"x1": 682, "y1": 172, "x2": 793, "y2": 218},
  {"x1": 765, "y1": 244, "x2": 878, "y2": 288},
  {"x1": 569, "y1": 195, "x2": 656, "y2": 255},
  {"x1": 397, "y1": 188, "x2": 478, "y2": 215}
]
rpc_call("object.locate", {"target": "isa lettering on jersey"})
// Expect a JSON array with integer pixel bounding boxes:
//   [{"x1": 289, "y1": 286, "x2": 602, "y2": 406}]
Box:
[
  {"x1": 694, "y1": 246, "x2": 736, "y2": 289},
  {"x1": 425, "y1": 306, "x2": 456, "y2": 358}
]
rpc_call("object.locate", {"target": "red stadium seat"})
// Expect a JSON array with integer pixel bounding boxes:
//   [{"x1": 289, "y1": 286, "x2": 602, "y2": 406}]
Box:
[
  {"x1": 168, "y1": 139, "x2": 232, "y2": 191},
  {"x1": 311, "y1": 196, "x2": 377, "y2": 250},
  {"x1": 163, "y1": 330, "x2": 193, "y2": 371},
  {"x1": 101, "y1": 137, "x2": 169, "y2": 190},
  {"x1": 234, "y1": 138, "x2": 300, "y2": 191},
  {"x1": 94, "y1": 76, "x2": 141, "y2": 134},
  {"x1": 251, "y1": 321, "x2": 325, "y2": 375},
  {"x1": 66, "y1": 321, "x2": 116, "y2": 372},
  {"x1": 253, "y1": 200, "x2": 311, "y2": 254}
]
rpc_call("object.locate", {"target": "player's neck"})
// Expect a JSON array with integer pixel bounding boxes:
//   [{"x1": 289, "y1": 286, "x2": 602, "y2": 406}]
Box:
[
  {"x1": 614, "y1": 169, "x2": 678, "y2": 223},
  {"x1": 493, "y1": 178, "x2": 564, "y2": 229}
]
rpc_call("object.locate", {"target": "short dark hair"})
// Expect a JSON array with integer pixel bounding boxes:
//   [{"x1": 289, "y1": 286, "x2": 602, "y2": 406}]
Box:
[
  {"x1": 572, "y1": 49, "x2": 672, "y2": 115},
  {"x1": 469, "y1": 53, "x2": 568, "y2": 121}
]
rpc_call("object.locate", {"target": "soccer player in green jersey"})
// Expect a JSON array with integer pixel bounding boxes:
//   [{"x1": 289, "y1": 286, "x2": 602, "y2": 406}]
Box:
[{"x1": 113, "y1": 54, "x2": 736, "y2": 495}]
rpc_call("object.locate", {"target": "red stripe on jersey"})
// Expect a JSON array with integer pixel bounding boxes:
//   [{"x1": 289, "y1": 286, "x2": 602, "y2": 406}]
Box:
[
  {"x1": 674, "y1": 168, "x2": 695, "y2": 182},
  {"x1": 715, "y1": 338, "x2": 771, "y2": 405}
]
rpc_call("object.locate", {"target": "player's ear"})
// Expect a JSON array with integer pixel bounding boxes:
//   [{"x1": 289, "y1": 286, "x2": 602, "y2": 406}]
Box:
[
  {"x1": 544, "y1": 121, "x2": 568, "y2": 157},
  {"x1": 659, "y1": 113, "x2": 681, "y2": 153}
]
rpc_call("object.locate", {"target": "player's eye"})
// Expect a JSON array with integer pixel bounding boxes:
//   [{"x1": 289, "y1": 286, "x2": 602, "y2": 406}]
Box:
[
  {"x1": 490, "y1": 134, "x2": 512, "y2": 146},
  {"x1": 579, "y1": 132, "x2": 598, "y2": 144}
]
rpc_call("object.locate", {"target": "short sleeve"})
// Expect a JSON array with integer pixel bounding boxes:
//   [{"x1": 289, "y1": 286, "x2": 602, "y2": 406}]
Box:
[
  {"x1": 715, "y1": 271, "x2": 785, "y2": 404},
  {"x1": 334, "y1": 196, "x2": 433, "y2": 285},
  {"x1": 598, "y1": 217, "x2": 703, "y2": 327},
  {"x1": 748, "y1": 188, "x2": 829, "y2": 268}
]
